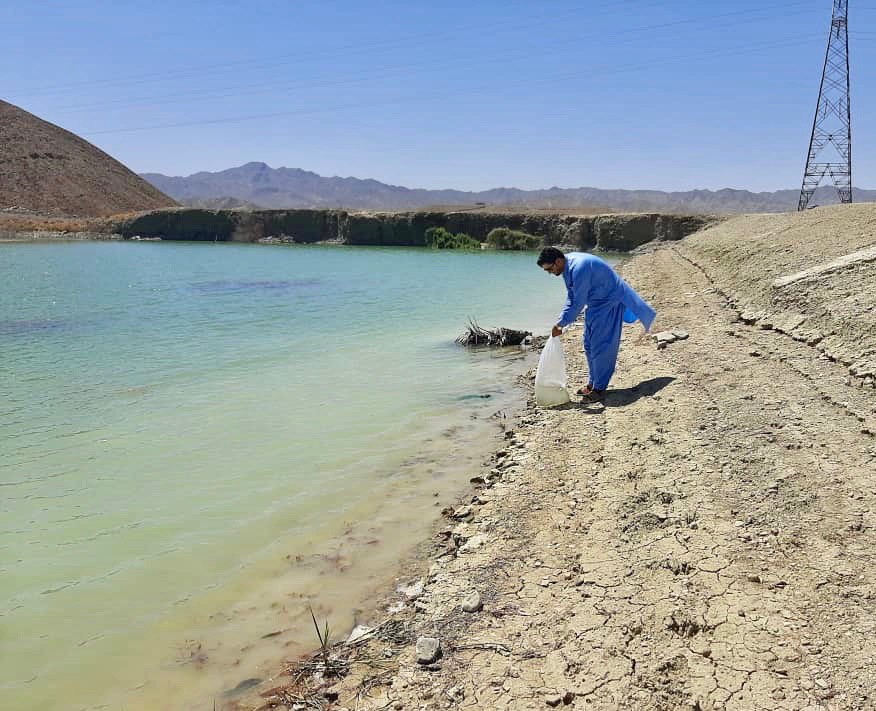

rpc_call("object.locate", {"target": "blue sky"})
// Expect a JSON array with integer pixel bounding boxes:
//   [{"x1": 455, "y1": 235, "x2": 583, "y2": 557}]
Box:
[{"x1": 5, "y1": 1, "x2": 875, "y2": 191}]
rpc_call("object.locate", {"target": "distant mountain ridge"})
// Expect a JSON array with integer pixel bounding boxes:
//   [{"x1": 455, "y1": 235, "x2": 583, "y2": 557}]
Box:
[{"x1": 141, "y1": 162, "x2": 876, "y2": 214}]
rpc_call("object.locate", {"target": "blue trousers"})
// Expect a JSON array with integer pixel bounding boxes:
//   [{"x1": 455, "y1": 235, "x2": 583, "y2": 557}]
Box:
[{"x1": 583, "y1": 303, "x2": 625, "y2": 390}]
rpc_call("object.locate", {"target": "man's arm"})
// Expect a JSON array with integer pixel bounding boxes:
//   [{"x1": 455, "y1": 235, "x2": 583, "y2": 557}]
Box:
[{"x1": 556, "y1": 261, "x2": 589, "y2": 329}]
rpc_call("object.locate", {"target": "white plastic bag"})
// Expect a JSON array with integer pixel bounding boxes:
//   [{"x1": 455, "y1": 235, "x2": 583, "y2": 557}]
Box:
[{"x1": 534, "y1": 336, "x2": 570, "y2": 406}]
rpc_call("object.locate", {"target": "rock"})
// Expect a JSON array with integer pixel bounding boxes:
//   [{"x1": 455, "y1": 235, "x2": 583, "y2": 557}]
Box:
[
  {"x1": 400, "y1": 580, "x2": 425, "y2": 600},
  {"x1": 671, "y1": 329, "x2": 689, "y2": 340},
  {"x1": 416, "y1": 636, "x2": 441, "y2": 664},
  {"x1": 346, "y1": 625, "x2": 375, "y2": 644},
  {"x1": 653, "y1": 331, "x2": 678, "y2": 344},
  {"x1": 545, "y1": 694, "x2": 563, "y2": 707},
  {"x1": 451, "y1": 505, "x2": 473, "y2": 520},
  {"x1": 562, "y1": 691, "x2": 575, "y2": 704},
  {"x1": 459, "y1": 534, "x2": 487, "y2": 553},
  {"x1": 462, "y1": 591, "x2": 483, "y2": 612},
  {"x1": 446, "y1": 686, "x2": 465, "y2": 702}
]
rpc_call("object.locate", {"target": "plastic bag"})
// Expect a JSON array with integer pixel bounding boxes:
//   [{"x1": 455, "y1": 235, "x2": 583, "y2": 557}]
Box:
[{"x1": 534, "y1": 336, "x2": 570, "y2": 406}]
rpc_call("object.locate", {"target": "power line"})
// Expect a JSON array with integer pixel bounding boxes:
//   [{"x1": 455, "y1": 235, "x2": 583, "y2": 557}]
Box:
[
  {"x1": 6, "y1": 0, "x2": 662, "y2": 98},
  {"x1": 81, "y1": 34, "x2": 822, "y2": 137},
  {"x1": 10, "y1": 0, "x2": 814, "y2": 101},
  {"x1": 36, "y1": 2, "x2": 807, "y2": 113}
]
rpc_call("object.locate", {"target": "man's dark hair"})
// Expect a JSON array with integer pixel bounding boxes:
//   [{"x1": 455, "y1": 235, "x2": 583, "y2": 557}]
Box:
[{"x1": 537, "y1": 246, "x2": 565, "y2": 266}]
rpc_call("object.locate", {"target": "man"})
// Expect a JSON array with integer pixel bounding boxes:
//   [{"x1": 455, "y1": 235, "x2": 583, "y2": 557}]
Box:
[{"x1": 538, "y1": 246, "x2": 656, "y2": 402}]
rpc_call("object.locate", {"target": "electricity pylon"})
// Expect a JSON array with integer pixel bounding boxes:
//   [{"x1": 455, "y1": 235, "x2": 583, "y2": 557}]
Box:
[{"x1": 798, "y1": 0, "x2": 851, "y2": 211}]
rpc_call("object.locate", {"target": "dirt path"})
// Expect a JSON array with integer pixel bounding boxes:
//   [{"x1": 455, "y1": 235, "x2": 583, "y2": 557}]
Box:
[{"x1": 293, "y1": 242, "x2": 876, "y2": 711}]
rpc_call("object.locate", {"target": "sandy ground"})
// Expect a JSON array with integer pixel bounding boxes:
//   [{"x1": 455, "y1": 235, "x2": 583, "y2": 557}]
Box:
[{"x1": 241, "y1": 206, "x2": 876, "y2": 711}]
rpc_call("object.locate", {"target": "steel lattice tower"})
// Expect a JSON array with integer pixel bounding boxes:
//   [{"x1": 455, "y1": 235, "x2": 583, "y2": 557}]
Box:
[{"x1": 798, "y1": 0, "x2": 851, "y2": 211}]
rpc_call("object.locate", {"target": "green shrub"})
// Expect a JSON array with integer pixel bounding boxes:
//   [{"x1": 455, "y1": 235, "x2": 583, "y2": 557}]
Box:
[
  {"x1": 485, "y1": 227, "x2": 543, "y2": 250},
  {"x1": 424, "y1": 226, "x2": 480, "y2": 249}
]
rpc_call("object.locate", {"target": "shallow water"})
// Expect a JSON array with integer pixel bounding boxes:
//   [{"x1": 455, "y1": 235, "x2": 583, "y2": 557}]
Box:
[{"x1": 1, "y1": 241, "x2": 608, "y2": 710}]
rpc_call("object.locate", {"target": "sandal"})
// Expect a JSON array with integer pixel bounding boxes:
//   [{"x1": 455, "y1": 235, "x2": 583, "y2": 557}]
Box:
[
  {"x1": 580, "y1": 389, "x2": 606, "y2": 403},
  {"x1": 576, "y1": 383, "x2": 594, "y2": 396}
]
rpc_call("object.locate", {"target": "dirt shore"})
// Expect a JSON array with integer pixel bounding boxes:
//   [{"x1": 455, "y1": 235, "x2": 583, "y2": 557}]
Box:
[{"x1": 241, "y1": 205, "x2": 876, "y2": 711}]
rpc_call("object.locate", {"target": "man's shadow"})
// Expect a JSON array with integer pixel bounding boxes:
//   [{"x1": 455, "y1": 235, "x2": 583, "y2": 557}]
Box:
[
  {"x1": 557, "y1": 376, "x2": 676, "y2": 413},
  {"x1": 606, "y1": 376, "x2": 676, "y2": 407}
]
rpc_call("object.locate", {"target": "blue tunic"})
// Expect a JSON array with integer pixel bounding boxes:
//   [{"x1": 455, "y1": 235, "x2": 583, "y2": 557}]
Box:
[{"x1": 557, "y1": 253, "x2": 656, "y2": 390}]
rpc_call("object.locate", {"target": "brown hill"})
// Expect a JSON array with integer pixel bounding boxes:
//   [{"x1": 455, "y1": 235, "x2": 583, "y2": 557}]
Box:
[{"x1": 0, "y1": 100, "x2": 176, "y2": 217}]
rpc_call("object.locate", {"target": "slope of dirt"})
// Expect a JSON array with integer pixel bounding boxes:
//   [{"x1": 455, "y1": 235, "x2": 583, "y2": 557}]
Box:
[
  {"x1": 251, "y1": 219, "x2": 876, "y2": 711},
  {"x1": 0, "y1": 100, "x2": 176, "y2": 216},
  {"x1": 676, "y1": 203, "x2": 876, "y2": 393}
]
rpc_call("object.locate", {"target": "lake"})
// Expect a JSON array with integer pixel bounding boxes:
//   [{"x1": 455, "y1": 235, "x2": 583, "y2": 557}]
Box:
[{"x1": 1, "y1": 241, "x2": 592, "y2": 710}]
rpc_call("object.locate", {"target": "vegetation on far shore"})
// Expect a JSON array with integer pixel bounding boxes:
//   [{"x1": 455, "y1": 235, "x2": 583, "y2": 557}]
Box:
[
  {"x1": 423, "y1": 225, "x2": 544, "y2": 250},
  {"x1": 423, "y1": 226, "x2": 481, "y2": 249},
  {"x1": 485, "y1": 227, "x2": 543, "y2": 250}
]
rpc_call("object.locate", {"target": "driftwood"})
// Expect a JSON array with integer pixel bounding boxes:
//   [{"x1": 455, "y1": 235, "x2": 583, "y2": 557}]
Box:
[{"x1": 455, "y1": 319, "x2": 531, "y2": 347}]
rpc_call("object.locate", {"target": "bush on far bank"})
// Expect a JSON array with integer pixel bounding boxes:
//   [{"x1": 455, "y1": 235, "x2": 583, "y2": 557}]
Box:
[
  {"x1": 486, "y1": 227, "x2": 543, "y2": 250},
  {"x1": 424, "y1": 226, "x2": 481, "y2": 249}
]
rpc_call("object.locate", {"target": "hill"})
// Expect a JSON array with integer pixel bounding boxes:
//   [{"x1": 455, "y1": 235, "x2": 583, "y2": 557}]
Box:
[
  {"x1": 0, "y1": 100, "x2": 176, "y2": 217},
  {"x1": 141, "y1": 161, "x2": 876, "y2": 214}
]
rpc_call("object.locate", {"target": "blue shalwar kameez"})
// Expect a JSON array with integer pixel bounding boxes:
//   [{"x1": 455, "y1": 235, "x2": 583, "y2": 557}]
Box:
[{"x1": 557, "y1": 253, "x2": 656, "y2": 391}]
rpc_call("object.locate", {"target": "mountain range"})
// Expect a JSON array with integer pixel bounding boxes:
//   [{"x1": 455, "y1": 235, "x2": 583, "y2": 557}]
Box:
[{"x1": 141, "y1": 162, "x2": 875, "y2": 214}]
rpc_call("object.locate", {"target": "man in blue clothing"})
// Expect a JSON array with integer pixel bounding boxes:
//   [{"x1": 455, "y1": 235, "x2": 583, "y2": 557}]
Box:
[{"x1": 538, "y1": 246, "x2": 656, "y2": 402}]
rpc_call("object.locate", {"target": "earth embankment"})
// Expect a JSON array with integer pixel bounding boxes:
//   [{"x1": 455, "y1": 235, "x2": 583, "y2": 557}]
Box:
[
  {"x1": 676, "y1": 203, "x2": 876, "y2": 392},
  {"x1": 258, "y1": 204, "x2": 876, "y2": 711}
]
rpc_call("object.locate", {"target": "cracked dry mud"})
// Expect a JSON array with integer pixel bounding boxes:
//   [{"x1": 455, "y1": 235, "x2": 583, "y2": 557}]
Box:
[{"x1": 272, "y1": 208, "x2": 876, "y2": 711}]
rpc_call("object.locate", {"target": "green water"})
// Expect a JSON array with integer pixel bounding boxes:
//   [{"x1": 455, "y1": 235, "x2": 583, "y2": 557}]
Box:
[{"x1": 1, "y1": 241, "x2": 584, "y2": 710}]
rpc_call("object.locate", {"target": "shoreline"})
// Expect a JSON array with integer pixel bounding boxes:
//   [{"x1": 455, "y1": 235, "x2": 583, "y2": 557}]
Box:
[
  {"x1": 220, "y1": 349, "x2": 546, "y2": 711},
  {"x1": 232, "y1": 206, "x2": 876, "y2": 711}
]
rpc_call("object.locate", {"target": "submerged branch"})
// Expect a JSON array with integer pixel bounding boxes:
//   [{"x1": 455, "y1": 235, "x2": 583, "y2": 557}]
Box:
[{"x1": 455, "y1": 319, "x2": 531, "y2": 347}]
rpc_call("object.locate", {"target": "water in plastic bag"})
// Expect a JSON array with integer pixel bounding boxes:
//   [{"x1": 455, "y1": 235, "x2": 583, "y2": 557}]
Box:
[{"x1": 534, "y1": 336, "x2": 570, "y2": 406}]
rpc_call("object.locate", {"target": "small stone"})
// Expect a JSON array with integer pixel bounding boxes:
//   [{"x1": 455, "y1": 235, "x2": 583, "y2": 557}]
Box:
[
  {"x1": 446, "y1": 685, "x2": 465, "y2": 702},
  {"x1": 747, "y1": 574, "x2": 762, "y2": 583},
  {"x1": 400, "y1": 580, "x2": 425, "y2": 600},
  {"x1": 462, "y1": 591, "x2": 483, "y2": 613},
  {"x1": 545, "y1": 694, "x2": 563, "y2": 707},
  {"x1": 671, "y1": 329, "x2": 689, "y2": 340},
  {"x1": 452, "y1": 505, "x2": 473, "y2": 520},
  {"x1": 346, "y1": 625, "x2": 375, "y2": 644},
  {"x1": 415, "y1": 636, "x2": 441, "y2": 664},
  {"x1": 562, "y1": 691, "x2": 575, "y2": 704},
  {"x1": 653, "y1": 331, "x2": 678, "y2": 344},
  {"x1": 459, "y1": 534, "x2": 487, "y2": 553}
]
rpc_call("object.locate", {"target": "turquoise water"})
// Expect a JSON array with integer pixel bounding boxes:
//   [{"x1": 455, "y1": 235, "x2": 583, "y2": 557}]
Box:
[{"x1": 1, "y1": 241, "x2": 575, "y2": 711}]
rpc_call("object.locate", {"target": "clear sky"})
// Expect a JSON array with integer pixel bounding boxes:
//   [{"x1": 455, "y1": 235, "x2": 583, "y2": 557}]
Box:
[{"x1": 4, "y1": 0, "x2": 875, "y2": 192}]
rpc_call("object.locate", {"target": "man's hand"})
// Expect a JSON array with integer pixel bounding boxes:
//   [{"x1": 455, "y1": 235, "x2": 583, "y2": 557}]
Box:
[{"x1": 551, "y1": 325, "x2": 563, "y2": 338}]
